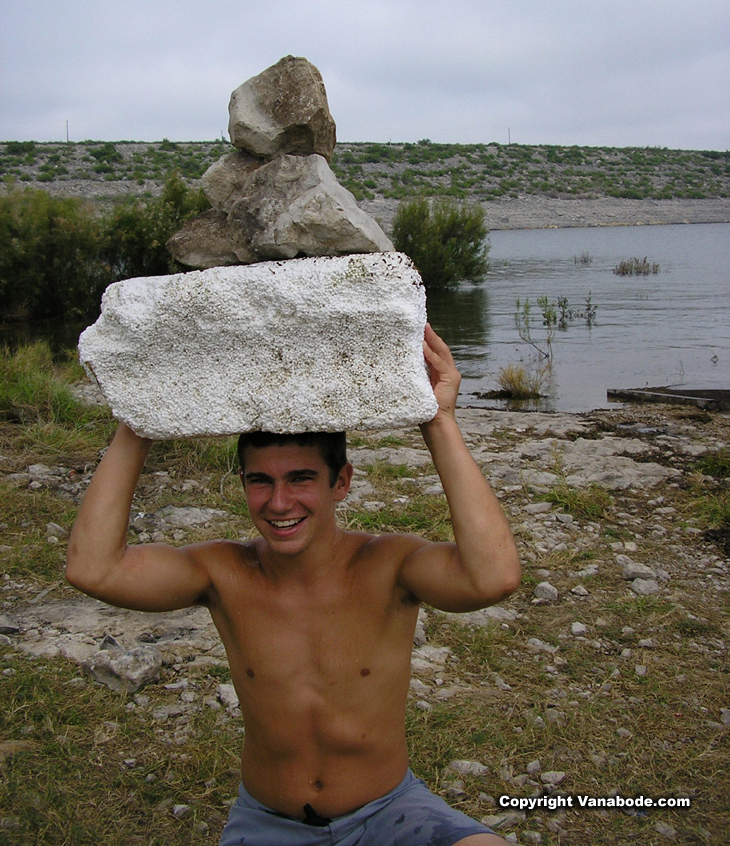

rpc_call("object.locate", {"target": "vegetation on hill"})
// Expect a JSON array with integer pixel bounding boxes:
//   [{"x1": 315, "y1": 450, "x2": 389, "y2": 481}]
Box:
[
  {"x1": 1, "y1": 139, "x2": 729, "y2": 205},
  {"x1": 332, "y1": 140, "x2": 730, "y2": 202}
]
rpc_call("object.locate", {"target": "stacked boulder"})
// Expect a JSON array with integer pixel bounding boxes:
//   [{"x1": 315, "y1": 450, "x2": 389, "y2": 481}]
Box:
[
  {"x1": 167, "y1": 56, "x2": 393, "y2": 268},
  {"x1": 80, "y1": 57, "x2": 435, "y2": 438}
]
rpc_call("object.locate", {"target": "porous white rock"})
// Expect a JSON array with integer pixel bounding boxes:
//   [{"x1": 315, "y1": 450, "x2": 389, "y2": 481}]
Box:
[{"x1": 79, "y1": 253, "x2": 437, "y2": 438}]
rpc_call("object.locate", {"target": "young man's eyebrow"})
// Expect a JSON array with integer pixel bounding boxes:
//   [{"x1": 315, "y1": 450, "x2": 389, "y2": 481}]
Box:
[
  {"x1": 286, "y1": 468, "x2": 319, "y2": 479},
  {"x1": 243, "y1": 468, "x2": 320, "y2": 482}
]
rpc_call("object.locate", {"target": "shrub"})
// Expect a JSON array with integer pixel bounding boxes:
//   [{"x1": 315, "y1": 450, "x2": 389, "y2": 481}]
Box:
[
  {"x1": 613, "y1": 257, "x2": 659, "y2": 276},
  {"x1": 4, "y1": 141, "x2": 36, "y2": 156},
  {"x1": 102, "y1": 171, "x2": 209, "y2": 280},
  {"x1": 0, "y1": 173, "x2": 209, "y2": 322},
  {"x1": 392, "y1": 198, "x2": 489, "y2": 289},
  {"x1": 0, "y1": 189, "x2": 110, "y2": 321},
  {"x1": 497, "y1": 363, "x2": 547, "y2": 399}
]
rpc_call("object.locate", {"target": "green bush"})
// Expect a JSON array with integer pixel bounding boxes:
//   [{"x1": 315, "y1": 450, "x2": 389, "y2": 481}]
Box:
[
  {"x1": 102, "y1": 171, "x2": 209, "y2": 280},
  {"x1": 0, "y1": 173, "x2": 209, "y2": 322},
  {"x1": 392, "y1": 198, "x2": 489, "y2": 288},
  {"x1": 0, "y1": 189, "x2": 110, "y2": 320}
]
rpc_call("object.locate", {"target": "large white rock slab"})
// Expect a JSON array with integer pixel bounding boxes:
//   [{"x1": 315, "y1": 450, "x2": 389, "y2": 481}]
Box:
[{"x1": 79, "y1": 253, "x2": 437, "y2": 438}]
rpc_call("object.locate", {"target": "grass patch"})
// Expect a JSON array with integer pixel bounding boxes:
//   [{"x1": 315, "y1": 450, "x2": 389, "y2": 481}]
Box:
[
  {"x1": 0, "y1": 342, "x2": 103, "y2": 428},
  {"x1": 496, "y1": 362, "x2": 548, "y2": 399},
  {"x1": 345, "y1": 495, "x2": 453, "y2": 541},
  {"x1": 147, "y1": 436, "x2": 239, "y2": 479},
  {"x1": 0, "y1": 343, "x2": 113, "y2": 464},
  {"x1": 542, "y1": 481, "x2": 613, "y2": 520},
  {"x1": 0, "y1": 483, "x2": 76, "y2": 581},
  {"x1": 363, "y1": 461, "x2": 415, "y2": 481},
  {"x1": 0, "y1": 647, "x2": 242, "y2": 844},
  {"x1": 697, "y1": 447, "x2": 730, "y2": 479}
]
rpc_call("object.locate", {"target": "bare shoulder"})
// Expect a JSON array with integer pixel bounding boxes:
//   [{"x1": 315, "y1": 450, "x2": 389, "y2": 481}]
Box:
[
  {"x1": 185, "y1": 538, "x2": 258, "y2": 570},
  {"x1": 352, "y1": 531, "x2": 432, "y2": 569},
  {"x1": 183, "y1": 538, "x2": 260, "y2": 595}
]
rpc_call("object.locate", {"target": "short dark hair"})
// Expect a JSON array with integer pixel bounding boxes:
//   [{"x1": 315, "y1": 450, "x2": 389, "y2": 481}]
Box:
[{"x1": 237, "y1": 431, "x2": 348, "y2": 487}]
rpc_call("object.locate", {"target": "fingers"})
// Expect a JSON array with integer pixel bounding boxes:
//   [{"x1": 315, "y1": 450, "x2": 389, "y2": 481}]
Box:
[
  {"x1": 423, "y1": 323, "x2": 457, "y2": 373},
  {"x1": 424, "y1": 323, "x2": 455, "y2": 365}
]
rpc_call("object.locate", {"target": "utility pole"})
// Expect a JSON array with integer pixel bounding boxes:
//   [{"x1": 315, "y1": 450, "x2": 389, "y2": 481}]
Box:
[
  {"x1": 508, "y1": 127, "x2": 511, "y2": 145},
  {"x1": 66, "y1": 120, "x2": 69, "y2": 143}
]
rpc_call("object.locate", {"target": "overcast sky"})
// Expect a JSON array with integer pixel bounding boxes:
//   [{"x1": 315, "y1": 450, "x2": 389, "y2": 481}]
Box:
[{"x1": 2, "y1": 0, "x2": 728, "y2": 150}]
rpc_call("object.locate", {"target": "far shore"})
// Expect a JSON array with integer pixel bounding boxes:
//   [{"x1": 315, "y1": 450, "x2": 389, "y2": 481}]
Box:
[
  {"x1": 8, "y1": 176, "x2": 729, "y2": 233},
  {"x1": 360, "y1": 195, "x2": 730, "y2": 233}
]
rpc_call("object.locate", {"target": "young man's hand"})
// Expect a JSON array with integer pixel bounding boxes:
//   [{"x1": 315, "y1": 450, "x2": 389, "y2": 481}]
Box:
[{"x1": 422, "y1": 323, "x2": 461, "y2": 423}]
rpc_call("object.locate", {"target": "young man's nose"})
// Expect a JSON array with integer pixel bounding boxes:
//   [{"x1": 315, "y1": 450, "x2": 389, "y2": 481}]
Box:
[{"x1": 268, "y1": 481, "x2": 294, "y2": 511}]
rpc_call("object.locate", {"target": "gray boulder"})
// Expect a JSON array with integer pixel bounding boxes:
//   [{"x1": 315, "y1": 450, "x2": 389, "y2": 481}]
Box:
[
  {"x1": 229, "y1": 154, "x2": 393, "y2": 260},
  {"x1": 201, "y1": 151, "x2": 263, "y2": 213},
  {"x1": 167, "y1": 208, "x2": 252, "y2": 269},
  {"x1": 82, "y1": 646, "x2": 163, "y2": 693},
  {"x1": 228, "y1": 55, "x2": 336, "y2": 161},
  {"x1": 169, "y1": 155, "x2": 393, "y2": 269},
  {"x1": 630, "y1": 578, "x2": 661, "y2": 596},
  {"x1": 167, "y1": 57, "x2": 390, "y2": 270},
  {"x1": 618, "y1": 555, "x2": 656, "y2": 581}
]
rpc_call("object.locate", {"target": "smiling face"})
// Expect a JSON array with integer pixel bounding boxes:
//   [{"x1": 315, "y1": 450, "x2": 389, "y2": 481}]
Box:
[{"x1": 241, "y1": 442, "x2": 353, "y2": 558}]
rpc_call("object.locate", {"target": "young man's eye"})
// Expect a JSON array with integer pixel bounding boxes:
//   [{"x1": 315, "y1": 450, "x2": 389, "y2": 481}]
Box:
[{"x1": 245, "y1": 477, "x2": 271, "y2": 487}]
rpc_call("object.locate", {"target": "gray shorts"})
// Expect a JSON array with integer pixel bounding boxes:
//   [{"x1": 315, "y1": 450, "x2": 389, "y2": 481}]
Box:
[{"x1": 218, "y1": 769, "x2": 496, "y2": 845}]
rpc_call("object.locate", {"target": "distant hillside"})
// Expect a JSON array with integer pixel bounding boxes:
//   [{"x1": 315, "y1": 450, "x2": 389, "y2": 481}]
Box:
[{"x1": 2, "y1": 139, "x2": 729, "y2": 206}]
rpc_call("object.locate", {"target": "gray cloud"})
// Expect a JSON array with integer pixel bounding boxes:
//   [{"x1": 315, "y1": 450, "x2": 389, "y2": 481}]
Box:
[{"x1": 1, "y1": 0, "x2": 728, "y2": 149}]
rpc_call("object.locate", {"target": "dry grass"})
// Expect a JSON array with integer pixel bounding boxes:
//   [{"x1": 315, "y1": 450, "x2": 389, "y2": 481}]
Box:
[{"x1": 497, "y1": 362, "x2": 549, "y2": 399}]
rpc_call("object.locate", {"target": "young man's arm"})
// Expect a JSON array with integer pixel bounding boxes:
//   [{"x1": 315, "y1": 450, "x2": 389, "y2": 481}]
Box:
[
  {"x1": 398, "y1": 325, "x2": 521, "y2": 612},
  {"x1": 66, "y1": 423, "x2": 211, "y2": 612}
]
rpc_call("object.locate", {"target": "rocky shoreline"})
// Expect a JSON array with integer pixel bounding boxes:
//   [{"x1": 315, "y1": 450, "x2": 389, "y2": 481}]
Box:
[
  {"x1": 360, "y1": 195, "x2": 730, "y2": 233},
  {"x1": 4, "y1": 403, "x2": 728, "y2": 675},
  {"x1": 2, "y1": 399, "x2": 729, "y2": 842}
]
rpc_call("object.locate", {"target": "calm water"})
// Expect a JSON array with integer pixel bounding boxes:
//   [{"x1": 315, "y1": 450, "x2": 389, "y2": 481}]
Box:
[
  {"x1": 3, "y1": 223, "x2": 728, "y2": 414},
  {"x1": 427, "y1": 222, "x2": 730, "y2": 412}
]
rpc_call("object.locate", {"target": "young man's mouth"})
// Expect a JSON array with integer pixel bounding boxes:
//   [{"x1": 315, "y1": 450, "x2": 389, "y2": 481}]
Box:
[{"x1": 267, "y1": 517, "x2": 306, "y2": 529}]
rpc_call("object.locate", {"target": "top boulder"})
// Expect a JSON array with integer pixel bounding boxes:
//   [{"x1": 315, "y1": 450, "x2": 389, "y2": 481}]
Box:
[{"x1": 228, "y1": 56, "x2": 337, "y2": 161}]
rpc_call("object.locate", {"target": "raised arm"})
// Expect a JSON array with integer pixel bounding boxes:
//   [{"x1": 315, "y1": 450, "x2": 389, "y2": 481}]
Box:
[
  {"x1": 66, "y1": 422, "x2": 211, "y2": 612},
  {"x1": 398, "y1": 325, "x2": 521, "y2": 612}
]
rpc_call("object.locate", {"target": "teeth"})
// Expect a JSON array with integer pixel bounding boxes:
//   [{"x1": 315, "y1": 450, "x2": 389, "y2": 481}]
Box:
[{"x1": 270, "y1": 518, "x2": 303, "y2": 528}]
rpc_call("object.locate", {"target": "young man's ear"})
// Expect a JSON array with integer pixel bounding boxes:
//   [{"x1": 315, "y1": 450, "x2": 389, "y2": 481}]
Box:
[{"x1": 333, "y1": 462, "x2": 354, "y2": 501}]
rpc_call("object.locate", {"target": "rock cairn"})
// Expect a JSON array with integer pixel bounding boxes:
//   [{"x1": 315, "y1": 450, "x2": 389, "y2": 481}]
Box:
[{"x1": 167, "y1": 56, "x2": 393, "y2": 268}]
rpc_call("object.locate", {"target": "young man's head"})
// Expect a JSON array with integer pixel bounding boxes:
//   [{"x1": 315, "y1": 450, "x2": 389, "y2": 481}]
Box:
[
  {"x1": 237, "y1": 432, "x2": 351, "y2": 556},
  {"x1": 237, "y1": 431, "x2": 348, "y2": 487}
]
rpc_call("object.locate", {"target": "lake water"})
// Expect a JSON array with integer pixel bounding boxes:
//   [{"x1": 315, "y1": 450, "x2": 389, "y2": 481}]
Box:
[
  {"x1": 426, "y1": 222, "x2": 730, "y2": 412},
  {"x1": 3, "y1": 222, "x2": 727, "y2": 415}
]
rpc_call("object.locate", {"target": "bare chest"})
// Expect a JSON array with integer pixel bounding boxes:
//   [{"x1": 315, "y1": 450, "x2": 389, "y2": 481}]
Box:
[{"x1": 211, "y1": 564, "x2": 418, "y2": 693}]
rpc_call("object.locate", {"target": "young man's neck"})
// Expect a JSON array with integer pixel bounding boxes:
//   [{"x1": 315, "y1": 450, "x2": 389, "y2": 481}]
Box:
[{"x1": 253, "y1": 524, "x2": 351, "y2": 585}]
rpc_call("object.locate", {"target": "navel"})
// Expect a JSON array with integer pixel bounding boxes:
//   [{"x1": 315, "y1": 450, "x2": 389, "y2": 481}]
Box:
[
  {"x1": 246, "y1": 668, "x2": 255, "y2": 678},
  {"x1": 313, "y1": 779, "x2": 324, "y2": 791},
  {"x1": 360, "y1": 667, "x2": 371, "y2": 677}
]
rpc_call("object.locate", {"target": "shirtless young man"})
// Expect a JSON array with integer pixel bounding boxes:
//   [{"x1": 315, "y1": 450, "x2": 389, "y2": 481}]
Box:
[{"x1": 66, "y1": 325, "x2": 521, "y2": 846}]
